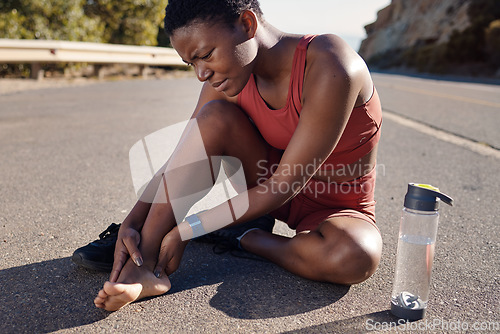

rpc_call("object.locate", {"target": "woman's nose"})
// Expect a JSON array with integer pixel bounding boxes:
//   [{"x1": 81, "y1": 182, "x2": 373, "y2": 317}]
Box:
[{"x1": 195, "y1": 64, "x2": 212, "y2": 82}]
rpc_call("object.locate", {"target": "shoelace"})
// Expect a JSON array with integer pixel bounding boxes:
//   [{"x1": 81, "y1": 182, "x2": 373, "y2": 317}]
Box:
[{"x1": 95, "y1": 223, "x2": 120, "y2": 246}]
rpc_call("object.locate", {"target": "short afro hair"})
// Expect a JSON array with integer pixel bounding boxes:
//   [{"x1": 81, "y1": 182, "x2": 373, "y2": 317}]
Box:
[{"x1": 164, "y1": 0, "x2": 263, "y2": 36}]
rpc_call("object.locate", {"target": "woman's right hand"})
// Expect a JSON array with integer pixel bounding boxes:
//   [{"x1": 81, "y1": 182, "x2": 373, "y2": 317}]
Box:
[{"x1": 109, "y1": 226, "x2": 143, "y2": 282}]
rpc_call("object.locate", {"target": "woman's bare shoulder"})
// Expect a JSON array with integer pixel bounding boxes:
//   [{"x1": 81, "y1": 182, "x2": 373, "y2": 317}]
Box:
[
  {"x1": 305, "y1": 34, "x2": 371, "y2": 92},
  {"x1": 303, "y1": 34, "x2": 373, "y2": 108},
  {"x1": 310, "y1": 34, "x2": 355, "y2": 54},
  {"x1": 307, "y1": 34, "x2": 364, "y2": 72}
]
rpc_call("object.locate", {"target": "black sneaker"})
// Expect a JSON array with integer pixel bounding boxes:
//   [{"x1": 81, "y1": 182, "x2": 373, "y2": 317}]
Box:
[
  {"x1": 194, "y1": 215, "x2": 275, "y2": 260},
  {"x1": 71, "y1": 223, "x2": 120, "y2": 272}
]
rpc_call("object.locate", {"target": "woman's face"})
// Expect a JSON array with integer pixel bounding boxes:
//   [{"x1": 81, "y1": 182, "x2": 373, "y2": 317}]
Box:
[{"x1": 170, "y1": 19, "x2": 258, "y2": 97}]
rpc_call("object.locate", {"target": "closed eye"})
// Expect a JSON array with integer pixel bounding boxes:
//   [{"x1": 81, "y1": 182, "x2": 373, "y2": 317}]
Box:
[
  {"x1": 182, "y1": 59, "x2": 194, "y2": 67},
  {"x1": 182, "y1": 48, "x2": 214, "y2": 66},
  {"x1": 201, "y1": 49, "x2": 214, "y2": 60}
]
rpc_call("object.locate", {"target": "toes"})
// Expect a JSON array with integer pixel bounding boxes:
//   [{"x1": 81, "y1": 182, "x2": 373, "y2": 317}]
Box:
[
  {"x1": 94, "y1": 289, "x2": 106, "y2": 306},
  {"x1": 103, "y1": 281, "x2": 127, "y2": 296},
  {"x1": 95, "y1": 302, "x2": 105, "y2": 309},
  {"x1": 94, "y1": 296, "x2": 105, "y2": 308},
  {"x1": 98, "y1": 289, "x2": 108, "y2": 299},
  {"x1": 94, "y1": 295, "x2": 105, "y2": 304}
]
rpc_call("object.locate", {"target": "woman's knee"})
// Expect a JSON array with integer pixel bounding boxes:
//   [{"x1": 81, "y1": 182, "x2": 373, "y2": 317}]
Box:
[
  {"x1": 193, "y1": 100, "x2": 249, "y2": 152},
  {"x1": 196, "y1": 100, "x2": 245, "y2": 130},
  {"x1": 316, "y1": 220, "x2": 383, "y2": 285}
]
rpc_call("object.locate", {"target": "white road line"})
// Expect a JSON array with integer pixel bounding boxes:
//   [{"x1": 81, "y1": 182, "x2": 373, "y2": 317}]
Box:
[
  {"x1": 383, "y1": 110, "x2": 500, "y2": 159},
  {"x1": 376, "y1": 82, "x2": 500, "y2": 108}
]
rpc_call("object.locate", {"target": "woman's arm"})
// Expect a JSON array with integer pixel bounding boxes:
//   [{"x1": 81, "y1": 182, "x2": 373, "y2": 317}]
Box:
[
  {"x1": 178, "y1": 35, "x2": 370, "y2": 239},
  {"x1": 111, "y1": 81, "x2": 233, "y2": 279},
  {"x1": 124, "y1": 81, "x2": 232, "y2": 226}
]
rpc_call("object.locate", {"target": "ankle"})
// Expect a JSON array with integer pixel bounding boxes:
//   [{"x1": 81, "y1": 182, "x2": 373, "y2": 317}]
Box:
[{"x1": 237, "y1": 228, "x2": 261, "y2": 249}]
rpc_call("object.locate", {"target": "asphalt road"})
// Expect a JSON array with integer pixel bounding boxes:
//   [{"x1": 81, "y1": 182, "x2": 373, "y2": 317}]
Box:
[{"x1": 0, "y1": 73, "x2": 498, "y2": 333}]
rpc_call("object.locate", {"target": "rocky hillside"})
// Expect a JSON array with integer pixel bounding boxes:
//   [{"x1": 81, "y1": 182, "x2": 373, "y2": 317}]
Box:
[{"x1": 359, "y1": 0, "x2": 500, "y2": 76}]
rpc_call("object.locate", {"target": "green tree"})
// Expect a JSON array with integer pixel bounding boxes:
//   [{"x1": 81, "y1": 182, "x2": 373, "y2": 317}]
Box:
[
  {"x1": 0, "y1": 0, "x2": 105, "y2": 42},
  {"x1": 0, "y1": 0, "x2": 169, "y2": 46},
  {"x1": 84, "y1": 0, "x2": 168, "y2": 46}
]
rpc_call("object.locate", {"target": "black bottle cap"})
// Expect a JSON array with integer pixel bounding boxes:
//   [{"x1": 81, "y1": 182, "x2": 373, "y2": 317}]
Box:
[{"x1": 404, "y1": 183, "x2": 453, "y2": 212}]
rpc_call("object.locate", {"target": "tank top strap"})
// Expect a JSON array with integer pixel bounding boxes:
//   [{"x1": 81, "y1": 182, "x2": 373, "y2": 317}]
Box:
[
  {"x1": 297, "y1": 34, "x2": 318, "y2": 49},
  {"x1": 289, "y1": 34, "x2": 318, "y2": 112}
]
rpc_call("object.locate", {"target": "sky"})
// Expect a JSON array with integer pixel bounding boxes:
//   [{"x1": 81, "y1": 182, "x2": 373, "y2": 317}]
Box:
[{"x1": 258, "y1": 0, "x2": 391, "y2": 51}]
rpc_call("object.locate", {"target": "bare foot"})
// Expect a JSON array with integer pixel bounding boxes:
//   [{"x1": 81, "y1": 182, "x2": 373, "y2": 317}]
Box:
[{"x1": 94, "y1": 260, "x2": 171, "y2": 311}]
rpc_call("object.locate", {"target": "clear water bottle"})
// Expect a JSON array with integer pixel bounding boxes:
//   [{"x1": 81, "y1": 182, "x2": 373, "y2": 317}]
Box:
[{"x1": 391, "y1": 183, "x2": 453, "y2": 321}]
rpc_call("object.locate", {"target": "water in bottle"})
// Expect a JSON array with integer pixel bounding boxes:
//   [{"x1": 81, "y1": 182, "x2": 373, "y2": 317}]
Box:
[{"x1": 390, "y1": 184, "x2": 453, "y2": 321}]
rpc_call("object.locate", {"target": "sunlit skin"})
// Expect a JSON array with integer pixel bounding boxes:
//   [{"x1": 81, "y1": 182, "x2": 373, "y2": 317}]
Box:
[{"x1": 94, "y1": 10, "x2": 382, "y2": 311}]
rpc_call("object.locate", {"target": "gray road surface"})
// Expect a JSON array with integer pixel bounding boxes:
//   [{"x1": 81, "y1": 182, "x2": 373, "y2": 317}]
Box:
[{"x1": 0, "y1": 73, "x2": 498, "y2": 333}]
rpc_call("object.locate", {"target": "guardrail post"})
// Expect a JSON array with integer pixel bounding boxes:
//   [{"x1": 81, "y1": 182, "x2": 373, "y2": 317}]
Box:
[
  {"x1": 93, "y1": 64, "x2": 106, "y2": 80},
  {"x1": 140, "y1": 65, "x2": 150, "y2": 79},
  {"x1": 31, "y1": 62, "x2": 44, "y2": 81}
]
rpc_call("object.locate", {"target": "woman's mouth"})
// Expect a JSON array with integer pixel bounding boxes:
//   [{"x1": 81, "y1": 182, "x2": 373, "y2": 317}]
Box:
[{"x1": 212, "y1": 79, "x2": 228, "y2": 92}]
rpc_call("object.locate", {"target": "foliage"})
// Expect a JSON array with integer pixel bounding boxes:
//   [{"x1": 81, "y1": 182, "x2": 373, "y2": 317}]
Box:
[
  {"x1": 0, "y1": 0, "x2": 105, "y2": 42},
  {"x1": 84, "y1": 0, "x2": 168, "y2": 46},
  {"x1": 0, "y1": 0, "x2": 169, "y2": 46},
  {"x1": 0, "y1": 0, "x2": 170, "y2": 78}
]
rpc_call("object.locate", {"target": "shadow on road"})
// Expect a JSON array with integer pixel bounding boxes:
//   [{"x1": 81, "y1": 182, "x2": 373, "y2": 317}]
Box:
[
  {"x1": 170, "y1": 243, "x2": 350, "y2": 319},
  {"x1": 283, "y1": 310, "x2": 402, "y2": 333},
  {"x1": 0, "y1": 257, "x2": 109, "y2": 333},
  {"x1": 0, "y1": 243, "x2": 350, "y2": 332}
]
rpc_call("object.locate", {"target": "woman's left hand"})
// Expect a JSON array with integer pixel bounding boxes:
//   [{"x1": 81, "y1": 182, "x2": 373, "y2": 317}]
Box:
[{"x1": 154, "y1": 226, "x2": 189, "y2": 278}]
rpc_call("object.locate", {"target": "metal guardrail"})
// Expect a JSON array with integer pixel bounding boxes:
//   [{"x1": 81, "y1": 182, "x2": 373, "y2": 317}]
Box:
[{"x1": 0, "y1": 39, "x2": 187, "y2": 79}]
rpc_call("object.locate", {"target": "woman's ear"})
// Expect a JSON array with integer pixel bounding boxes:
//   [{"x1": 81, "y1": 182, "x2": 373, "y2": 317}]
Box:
[{"x1": 239, "y1": 10, "x2": 258, "y2": 39}]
